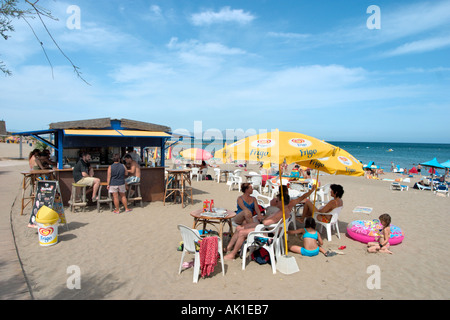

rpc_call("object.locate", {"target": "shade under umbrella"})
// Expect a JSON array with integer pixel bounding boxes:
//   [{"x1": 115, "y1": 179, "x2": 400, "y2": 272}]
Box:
[
  {"x1": 215, "y1": 129, "x2": 336, "y2": 273},
  {"x1": 419, "y1": 158, "x2": 445, "y2": 191}
]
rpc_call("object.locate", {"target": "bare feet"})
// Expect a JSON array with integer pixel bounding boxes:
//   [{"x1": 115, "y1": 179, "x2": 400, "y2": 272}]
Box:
[{"x1": 224, "y1": 253, "x2": 236, "y2": 260}]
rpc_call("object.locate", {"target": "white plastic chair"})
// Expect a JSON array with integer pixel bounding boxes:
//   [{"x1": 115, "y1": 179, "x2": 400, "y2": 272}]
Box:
[
  {"x1": 198, "y1": 167, "x2": 208, "y2": 181},
  {"x1": 241, "y1": 220, "x2": 284, "y2": 274},
  {"x1": 177, "y1": 225, "x2": 225, "y2": 283},
  {"x1": 251, "y1": 190, "x2": 273, "y2": 208},
  {"x1": 227, "y1": 173, "x2": 243, "y2": 191},
  {"x1": 313, "y1": 206, "x2": 343, "y2": 242},
  {"x1": 316, "y1": 184, "x2": 331, "y2": 202},
  {"x1": 265, "y1": 179, "x2": 278, "y2": 197},
  {"x1": 213, "y1": 168, "x2": 221, "y2": 183},
  {"x1": 190, "y1": 168, "x2": 199, "y2": 181},
  {"x1": 250, "y1": 175, "x2": 263, "y2": 193}
]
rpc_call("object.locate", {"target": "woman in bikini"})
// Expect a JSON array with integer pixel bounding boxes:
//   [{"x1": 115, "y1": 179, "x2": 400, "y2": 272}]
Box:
[
  {"x1": 297, "y1": 184, "x2": 344, "y2": 224},
  {"x1": 232, "y1": 183, "x2": 263, "y2": 225}
]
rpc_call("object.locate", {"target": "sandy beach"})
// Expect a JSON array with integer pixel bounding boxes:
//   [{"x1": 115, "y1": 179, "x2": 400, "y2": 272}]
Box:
[{"x1": 1, "y1": 142, "x2": 449, "y2": 301}]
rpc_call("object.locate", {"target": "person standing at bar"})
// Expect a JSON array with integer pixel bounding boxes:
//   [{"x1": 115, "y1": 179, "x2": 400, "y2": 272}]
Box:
[
  {"x1": 107, "y1": 153, "x2": 131, "y2": 214},
  {"x1": 73, "y1": 152, "x2": 101, "y2": 202}
]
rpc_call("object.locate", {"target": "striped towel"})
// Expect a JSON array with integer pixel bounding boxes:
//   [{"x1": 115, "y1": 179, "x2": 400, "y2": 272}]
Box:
[{"x1": 199, "y1": 236, "x2": 218, "y2": 278}]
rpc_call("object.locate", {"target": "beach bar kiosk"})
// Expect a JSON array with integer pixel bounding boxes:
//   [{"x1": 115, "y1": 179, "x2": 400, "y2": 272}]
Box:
[{"x1": 14, "y1": 118, "x2": 176, "y2": 205}]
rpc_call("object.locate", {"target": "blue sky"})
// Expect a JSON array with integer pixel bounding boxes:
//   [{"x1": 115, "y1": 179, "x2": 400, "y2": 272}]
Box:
[{"x1": 1, "y1": 0, "x2": 450, "y2": 143}]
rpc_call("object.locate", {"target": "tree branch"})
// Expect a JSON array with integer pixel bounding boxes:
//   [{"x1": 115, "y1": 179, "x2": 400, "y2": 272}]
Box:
[{"x1": 24, "y1": 0, "x2": 90, "y2": 85}]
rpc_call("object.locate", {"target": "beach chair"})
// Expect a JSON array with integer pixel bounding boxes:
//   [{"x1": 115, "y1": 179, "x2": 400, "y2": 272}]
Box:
[
  {"x1": 213, "y1": 168, "x2": 221, "y2": 183},
  {"x1": 315, "y1": 183, "x2": 331, "y2": 202},
  {"x1": 249, "y1": 174, "x2": 263, "y2": 193},
  {"x1": 265, "y1": 179, "x2": 278, "y2": 197},
  {"x1": 190, "y1": 167, "x2": 199, "y2": 181},
  {"x1": 251, "y1": 190, "x2": 273, "y2": 208},
  {"x1": 434, "y1": 183, "x2": 449, "y2": 197},
  {"x1": 241, "y1": 220, "x2": 284, "y2": 274},
  {"x1": 177, "y1": 225, "x2": 225, "y2": 283},
  {"x1": 390, "y1": 182, "x2": 408, "y2": 191},
  {"x1": 286, "y1": 206, "x2": 299, "y2": 232},
  {"x1": 416, "y1": 183, "x2": 431, "y2": 191},
  {"x1": 314, "y1": 206, "x2": 342, "y2": 242},
  {"x1": 227, "y1": 173, "x2": 243, "y2": 191},
  {"x1": 198, "y1": 167, "x2": 208, "y2": 181}
]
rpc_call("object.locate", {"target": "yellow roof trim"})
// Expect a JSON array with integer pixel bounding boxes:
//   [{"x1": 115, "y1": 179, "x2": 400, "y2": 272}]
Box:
[
  {"x1": 64, "y1": 129, "x2": 122, "y2": 136},
  {"x1": 117, "y1": 130, "x2": 171, "y2": 137},
  {"x1": 64, "y1": 129, "x2": 171, "y2": 137}
]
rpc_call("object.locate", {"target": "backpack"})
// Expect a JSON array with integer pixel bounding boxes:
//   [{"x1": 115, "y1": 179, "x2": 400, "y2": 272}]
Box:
[{"x1": 251, "y1": 248, "x2": 271, "y2": 265}]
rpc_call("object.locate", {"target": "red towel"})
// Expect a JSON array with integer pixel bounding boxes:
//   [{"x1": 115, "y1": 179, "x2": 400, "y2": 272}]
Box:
[{"x1": 199, "y1": 236, "x2": 218, "y2": 278}]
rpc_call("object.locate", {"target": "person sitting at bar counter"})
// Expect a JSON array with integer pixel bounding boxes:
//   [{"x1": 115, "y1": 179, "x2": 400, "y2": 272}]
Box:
[
  {"x1": 124, "y1": 154, "x2": 141, "y2": 185},
  {"x1": 73, "y1": 152, "x2": 101, "y2": 202},
  {"x1": 29, "y1": 149, "x2": 45, "y2": 170},
  {"x1": 40, "y1": 149, "x2": 57, "y2": 168},
  {"x1": 124, "y1": 147, "x2": 141, "y2": 164}
]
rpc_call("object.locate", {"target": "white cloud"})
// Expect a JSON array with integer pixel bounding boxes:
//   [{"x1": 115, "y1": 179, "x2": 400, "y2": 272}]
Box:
[
  {"x1": 380, "y1": 0, "x2": 450, "y2": 41},
  {"x1": 150, "y1": 5, "x2": 162, "y2": 17},
  {"x1": 298, "y1": 0, "x2": 450, "y2": 55},
  {"x1": 57, "y1": 22, "x2": 135, "y2": 52},
  {"x1": 110, "y1": 62, "x2": 175, "y2": 83},
  {"x1": 190, "y1": 6, "x2": 255, "y2": 26},
  {"x1": 384, "y1": 35, "x2": 450, "y2": 57},
  {"x1": 267, "y1": 32, "x2": 311, "y2": 40},
  {"x1": 167, "y1": 37, "x2": 246, "y2": 55}
]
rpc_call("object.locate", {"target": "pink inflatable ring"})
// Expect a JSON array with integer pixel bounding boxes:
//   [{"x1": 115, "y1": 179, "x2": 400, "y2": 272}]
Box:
[{"x1": 347, "y1": 220, "x2": 404, "y2": 245}]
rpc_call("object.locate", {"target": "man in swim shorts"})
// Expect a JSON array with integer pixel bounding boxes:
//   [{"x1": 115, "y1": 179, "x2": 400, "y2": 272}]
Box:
[
  {"x1": 124, "y1": 154, "x2": 141, "y2": 185},
  {"x1": 73, "y1": 152, "x2": 101, "y2": 202}
]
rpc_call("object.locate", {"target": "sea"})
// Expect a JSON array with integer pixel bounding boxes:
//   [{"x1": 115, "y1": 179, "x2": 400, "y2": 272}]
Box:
[{"x1": 171, "y1": 139, "x2": 450, "y2": 173}]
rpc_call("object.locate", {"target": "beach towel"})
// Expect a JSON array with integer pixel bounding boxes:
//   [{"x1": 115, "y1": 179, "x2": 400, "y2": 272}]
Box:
[{"x1": 199, "y1": 236, "x2": 218, "y2": 278}]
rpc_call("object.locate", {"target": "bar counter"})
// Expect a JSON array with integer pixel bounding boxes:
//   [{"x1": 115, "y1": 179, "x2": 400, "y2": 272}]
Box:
[{"x1": 55, "y1": 167, "x2": 165, "y2": 206}]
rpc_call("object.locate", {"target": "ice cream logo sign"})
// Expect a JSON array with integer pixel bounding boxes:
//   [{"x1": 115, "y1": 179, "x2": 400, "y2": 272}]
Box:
[
  {"x1": 288, "y1": 138, "x2": 312, "y2": 148},
  {"x1": 289, "y1": 138, "x2": 318, "y2": 158},
  {"x1": 39, "y1": 227, "x2": 54, "y2": 237},
  {"x1": 249, "y1": 139, "x2": 275, "y2": 159},
  {"x1": 337, "y1": 156, "x2": 352, "y2": 166},
  {"x1": 251, "y1": 139, "x2": 275, "y2": 149}
]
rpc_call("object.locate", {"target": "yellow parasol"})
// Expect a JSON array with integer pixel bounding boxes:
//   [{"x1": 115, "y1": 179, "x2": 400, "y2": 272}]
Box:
[
  {"x1": 296, "y1": 146, "x2": 364, "y2": 216},
  {"x1": 215, "y1": 129, "x2": 336, "y2": 273},
  {"x1": 297, "y1": 147, "x2": 364, "y2": 177},
  {"x1": 215, "y1": 129, "x2": 335, "y2": 165}
]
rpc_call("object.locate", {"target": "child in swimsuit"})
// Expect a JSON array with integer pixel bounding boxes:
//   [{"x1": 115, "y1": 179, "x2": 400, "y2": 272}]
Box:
[
  {"x1": 287, "y1": 217, "x2": 327, "y2": 257},
  {"x1": 367, "y1": 213, "x2": 393, "y2": 254}
]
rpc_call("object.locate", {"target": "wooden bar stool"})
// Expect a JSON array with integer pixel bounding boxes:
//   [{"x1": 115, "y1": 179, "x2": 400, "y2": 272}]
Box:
[
  {"x1": 97, "y1": 182, "x2": 113, "y2": 212},
  {"x1": 20, "y1": 172, "x2": 36, "y2": 215},
  {"x1": 69, "y1": 183, "x2": 87, "y2": 212},
  {"x1": 127, "y1": 183, "x2": 143, "y2": 207}
]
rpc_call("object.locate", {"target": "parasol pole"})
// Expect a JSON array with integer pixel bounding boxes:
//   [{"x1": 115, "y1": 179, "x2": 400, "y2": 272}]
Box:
[
  {"x1": 279, "y1": 163, "x2": 289, "y2": 256},
  {"x1": 311, "y1": 169, "x2": 320, "y2": 219},
  {"x1": 276, "y1": 162, "x2": 299, "y2": 274}
]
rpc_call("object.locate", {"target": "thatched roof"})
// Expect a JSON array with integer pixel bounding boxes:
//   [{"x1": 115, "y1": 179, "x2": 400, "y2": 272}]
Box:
[{"x1": 49, "y1": 118, "x2": 171, "y2": 132}]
